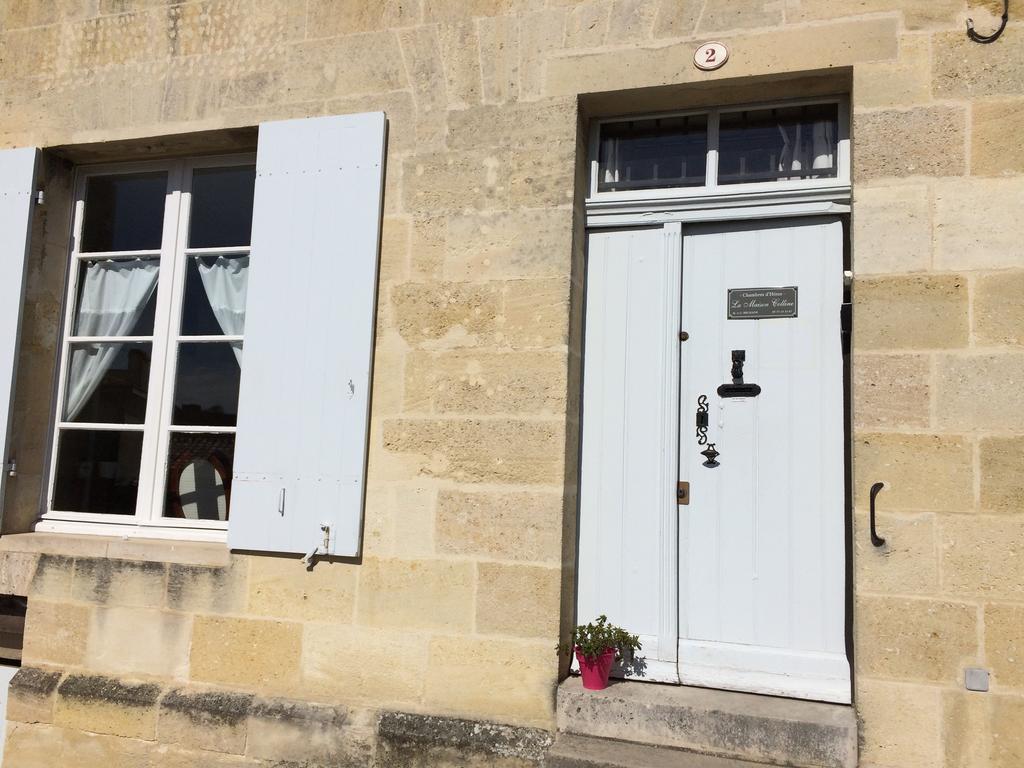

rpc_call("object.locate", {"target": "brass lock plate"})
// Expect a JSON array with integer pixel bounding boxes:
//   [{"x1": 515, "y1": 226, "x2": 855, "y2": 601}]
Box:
[{"x1": 676, "y1": 481, "x2": 690, "y2": 505}]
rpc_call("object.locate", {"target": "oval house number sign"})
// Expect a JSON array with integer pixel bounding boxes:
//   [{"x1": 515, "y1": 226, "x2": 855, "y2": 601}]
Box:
[{"x1": 694, "y1": 41, "x2": 729, "y2": 71}]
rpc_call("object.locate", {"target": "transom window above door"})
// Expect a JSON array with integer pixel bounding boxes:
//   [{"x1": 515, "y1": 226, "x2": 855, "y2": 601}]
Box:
[
  {"x1": 590, "y1": 98, "x2": 849, "y2": 201},
  {"x1": 46, "y1": 157, "x2": 255, "y2": 538}
]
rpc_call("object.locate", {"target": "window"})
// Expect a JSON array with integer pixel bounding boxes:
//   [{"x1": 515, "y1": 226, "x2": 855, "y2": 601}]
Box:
[
  {"x1": 46, "y1": 157, "x2": 255, "y2": 535},
  {"x1": 591, "y1": 98, "x2": 847, "y2": 200}
]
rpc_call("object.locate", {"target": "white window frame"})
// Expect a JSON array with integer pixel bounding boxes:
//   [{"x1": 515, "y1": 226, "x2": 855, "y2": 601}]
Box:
[
  {"x1": 586, "y1": 96, "x2": 851, "y2": 219},
  {"x1": 37, "y1": 153, "x2": 256, "y2": 543}
]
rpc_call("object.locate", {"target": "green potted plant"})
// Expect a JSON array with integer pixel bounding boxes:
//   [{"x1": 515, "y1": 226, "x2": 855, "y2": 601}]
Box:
[{"x1": 558, "y1": 615, "x2": 641, "y2": 690}]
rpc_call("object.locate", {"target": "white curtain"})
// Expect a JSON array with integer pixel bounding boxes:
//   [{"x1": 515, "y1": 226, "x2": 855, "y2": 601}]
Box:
[
  {"x1": 65, "y1": 260, "x2": 159, "y2": 420},
  {"x1": 778, "y1": 119, "x2": 835, "y2": 178},
  {"x1": 196, "y1": 255, "x2": 248, "y2": 365},
  {"x1": 601, "y1": 137, "x2": 620, "y2": 186}
]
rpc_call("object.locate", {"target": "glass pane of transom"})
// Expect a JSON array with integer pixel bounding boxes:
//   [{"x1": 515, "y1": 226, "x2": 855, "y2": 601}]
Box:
[
  {"x1": 598, "y1": 114, "x2": 708, "y2": 192},
  {"x1": 180, "y1": 255, "x2": 249, "y2": 336},
  {"x1": 163, "y1": 432, "x2": 235, "y2": 521},
  {"x1": 80, "y1": 172, "x2": 168, "y2": 252},
  {"x1": 72, "y1": 258, "x2": 159, "y2": 338},
  {"x1": 172, "y1": 342, "x2": 242, "y2": 427},
  {"x1": 64, "y1": 342, "x2": 151, "y2": 424},
  {"x1": 188, "y1": 165, "x2": 257, "y2": 248},
  {"x1": 52, "y1": 429, "x2": 144, "y2": 515},
  {"x1": 718, "y1": 103, "x2": 839, "y2": 185}
]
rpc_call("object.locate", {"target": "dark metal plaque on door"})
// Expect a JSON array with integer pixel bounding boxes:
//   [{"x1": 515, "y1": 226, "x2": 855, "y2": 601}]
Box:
[{"x1": 727, "y1": 287, "x2": 798, "y2": 319}]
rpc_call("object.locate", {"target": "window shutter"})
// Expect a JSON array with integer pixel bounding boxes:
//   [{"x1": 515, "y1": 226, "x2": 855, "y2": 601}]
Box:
[
  {"x1": 229, "y1": 113, "x2": 386, "y2": 557},
  {"x1": 0, "y1": 148, "x2": 39, "y2": 523}
]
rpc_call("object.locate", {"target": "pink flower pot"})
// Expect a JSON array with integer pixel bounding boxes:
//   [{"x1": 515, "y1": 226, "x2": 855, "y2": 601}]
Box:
[{"x1": 575, "y1": 647, "x2": 617, "y2": 690}]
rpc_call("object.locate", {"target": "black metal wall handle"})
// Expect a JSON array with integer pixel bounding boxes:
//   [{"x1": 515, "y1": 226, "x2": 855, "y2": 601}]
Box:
[
  {"x1": 869, "y1": 482, "x2": 886, "y2": 547},
  {"x1": 967, "y1": 0, "x2": 1008, "y2": 44}
]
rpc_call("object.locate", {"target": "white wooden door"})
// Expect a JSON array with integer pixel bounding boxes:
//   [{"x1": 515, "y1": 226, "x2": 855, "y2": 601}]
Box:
[
  {"x1": 678, "y1": 218, "x2": 849, "y2": 703},
  {"x1": 577, "y1": 218, "x2": 849, "y2": 702}
]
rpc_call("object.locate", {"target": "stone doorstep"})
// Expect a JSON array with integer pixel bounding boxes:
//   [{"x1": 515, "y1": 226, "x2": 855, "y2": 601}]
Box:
[
  {"x1": 546, "y1": 733, "x2": 768, "y2": 768},
  {"x1": 556, "y1": 678, "x2": 857, "y2": 768}
]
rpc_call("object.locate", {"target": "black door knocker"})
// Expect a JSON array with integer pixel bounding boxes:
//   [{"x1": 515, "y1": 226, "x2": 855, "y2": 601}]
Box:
[
  {"x1": 717, "y1": 350, "x2": 762, "y2": 399},
  {"x1": 695, "y1": 395, "x2": 720, "y2": 468}
]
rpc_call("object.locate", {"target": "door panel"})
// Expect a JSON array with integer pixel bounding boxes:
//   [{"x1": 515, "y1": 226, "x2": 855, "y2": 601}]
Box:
[
  {"x1": 577, "y1": 226, "x2": 680, "y2": 682},
  {"x1": 678, "y1": 218, "x2": 849, "y2": 703}
]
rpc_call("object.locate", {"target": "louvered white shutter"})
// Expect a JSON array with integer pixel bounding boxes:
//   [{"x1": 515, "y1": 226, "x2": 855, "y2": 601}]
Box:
[
  {"x1": 0, "y1": 148, "x2": 39, "y2": 524},
  {"x1": 229, "y1": 114, "x2": 386, "y2": 556}
]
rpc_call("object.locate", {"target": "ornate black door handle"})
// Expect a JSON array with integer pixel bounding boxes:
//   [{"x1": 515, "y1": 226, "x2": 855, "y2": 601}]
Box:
[
  {"x1": 695, "y1": 395, "x2": 720, "y2": 467},
  {"x1": 717, "y1": 350, "x2": 761, "y2": 398}
]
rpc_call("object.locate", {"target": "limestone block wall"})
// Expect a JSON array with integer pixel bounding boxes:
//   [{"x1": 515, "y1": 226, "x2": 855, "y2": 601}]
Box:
[{"x1": 0, "y1": 1, "x2": 1021, "y2": 767}]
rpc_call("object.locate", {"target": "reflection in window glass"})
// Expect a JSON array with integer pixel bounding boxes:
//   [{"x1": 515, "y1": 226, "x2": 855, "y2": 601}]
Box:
[
  {"x1": 52, "y1": 430, "x2": 144, "y2": 515},
  {"x1": 718, "y1": 103, "x2": 839, "y2": 185},
  {"x1": 172, "y1": 342, "x2": 242, "y2": 427},
  {"x1": 80, "y1": 172, "x2": 168, "y2": 252},
  {"x1": 189, "y1": 166, "x2": 256, "y2": 248},
  {"x1": 180, "y1": 255, "x2": 249, "y2": 336},
  {"x1": 163, "y1": 433, "x2": 235, "y2": 521},
  {"x1": 598, "y1": 114, "x2": 708, "y2": 192},
  {"x1": 64, "y1": 343, "x2": 151, "y2": 424}
]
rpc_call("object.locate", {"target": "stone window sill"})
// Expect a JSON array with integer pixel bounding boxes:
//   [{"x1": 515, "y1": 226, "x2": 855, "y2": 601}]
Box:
[{"x1": 0, "y1": 531, "x2": 230, "y2": 568}]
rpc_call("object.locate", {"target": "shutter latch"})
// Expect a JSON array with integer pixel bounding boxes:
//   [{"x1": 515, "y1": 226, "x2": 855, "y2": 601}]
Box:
[
  {"x1": 300, "y1": 523, "x2": 332, "y2": 568},
  {"x1": 5, "y1": 459, "x2": 15, "y2": 477}
]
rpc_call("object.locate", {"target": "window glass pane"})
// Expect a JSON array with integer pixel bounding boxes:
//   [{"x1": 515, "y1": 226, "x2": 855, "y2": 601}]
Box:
[
  {"x1": 718, "y1": 103, "x2": 839, "y2": 185},
  {"x1": 597, "y1": 114, "x2": 708, "y2": 192},
  {"x1": 72, "y1": 258, "x2": 159, "y2": 337},
  {"x1": 172, "y1": 342, "x2": 242, "y2": 426},
  {"x1": 163, "y1": 433, "x2": 235, "y2": 521},
  {"x1": 52, "y1": 429, "x2": 143, "y2": 515},
  {"x1": 80, "y1": 172, "x2": 168, "y2": 252},
  {"x1": 188, "y1": 166, "x2": 256, "y2": 248},
  {"x1": 64, "y1": 342, "x2": 151, "y2": 424},
  {"x1": 181, "y1": 255, "x2": 249, "y2": 336}
]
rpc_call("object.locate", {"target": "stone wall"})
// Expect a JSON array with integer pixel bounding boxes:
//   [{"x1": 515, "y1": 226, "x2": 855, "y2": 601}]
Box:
[{"x1": 0, "y1": 1, "x2": 1022, "y2": 767}]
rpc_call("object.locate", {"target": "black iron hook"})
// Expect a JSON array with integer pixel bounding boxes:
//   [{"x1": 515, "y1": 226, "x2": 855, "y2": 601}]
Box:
[
  {"x1": 967, "y1": 0, "x2": 1009, "y2": 44},
  {"x1": 869, "y1": 482, "x2": 886, "y2": 548}
]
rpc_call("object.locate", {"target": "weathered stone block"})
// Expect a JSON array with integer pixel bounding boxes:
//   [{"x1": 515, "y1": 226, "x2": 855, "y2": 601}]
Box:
[
  {"x1": 935, "y1": 178, "x2": 1024, "y2": 270},
  {"x1": 436, "y1": 489, "x2": 563, "y2": 563},
  {"x1": 855, "y1": 274, "x2": 968, "y2": 350},
  {"x1": 245, "y1": 698, "x2": 373, "y2": 764},
  {"x1": 443, "y1": 209, "x2": 573, "y2": 281},
  {"x1": 972, "y1": 98, "x2": 1024, "y2": 176},
  {"x1": 980, "y1": 437, "x2": 1024, "y2": 513},
  {"x1": 0, "y1": 551, "x2": 37, "y2": 596},
  {"x1": 500, "y1": 278, "x2": 571, "y2": 348},
  {"x1": 985, "y1": 603, "x2": 1024, "y2": 690},
  {"x1": 793, "y1": 0, "x2": 962, "y2": 29},
  {"x1": 856, "y1": 596, "x2": 978, "y2": 683},
  {"x1": 437, "y1": 20, "x2": 482, "y2": 108},
  {"x1": 853, "y1": 35, "x2": 932, "y2": 108},
  {"x1": 306, "y1": 0, "x2": 420, "y2": 37},
  {"x1": 282, "y1": 32, "x2": 407, "y2": 102},
  {"x1": 29, "y1": 553, "x2": 74, "y2": 600},
  {"x1": 425, "y1": 636, "x2": 556, "y2": 726},
  {"x1": 247, "y1": 555, "x2": 358, "y2": 623},
  {"x1": 356, "y1": 557, "x2": 475, "y2": 631},
  {"x1": 508, "y1": 142, "x2": 576, "y2": 208},
  {"x1": 479, "y1": 14, "x2": 520, "y2": 103},
  {"x1": 856, "y1": 678, "x2": 942, "y2": 768},
  {"x1": 190, "y1": 616, "x2": 302, "y2": 691},
  {"x1": 852, "y1": 184, "x2": 932, "y2": 275},
  {"x1": 158, "y1": 687, "x2": 254, "y2": 754},
  {"x1": 72, "y1": 558, "x2": 167, "y2": 608},
  {"x1": 6, "y1": 668, "x2": 61, "y2": 725},
  {"x1": 853, "y1": 433, "x2": 973, "y2": 511},
  {"x1": 935, "y1": 353, "x2": 1024, "y2": 432},
  {"x1": 853, "y1": 354, "x2": 930, "y2": 429},
  {"x1": 403, "y1": 150, "x2": 510, "y2": 215},
  {"x1": 301, "y1": 623, "x2": 429, "y2": 704},
  {"x1": 566, "y1": 0, "x2": 613, "y2": 48},
  {"x1": 404, "y1": 350, "x2": 568, "y2": 415},
  {"x1": 853, "y1": 105, "x2": 967, "y2": 180},
  {"x1": 943, "y1": 689, "x2": 992, "y2": 768},
  {"x1": 390, "y1": 281, "x2": 502, "y2": 346},
  {"x1": 855, "y1": 511, "x2": 939, "y2": 595},
  {"x1": 934, "y1": 29, "x2": 1024, "y2": 98},
  {"x1": 448, "y1": 100, "x2": 577, "y2": 151},
  {"x1": 521, "y1": 9, "x2": 569, "y2": 98},
  {"x1": 398, "y1": 25, "x2": 449, "y2": 147},
  {"x1": 382, "y1": 417, "x2": 566, "y2": 484},
  {"x1": 941, "y1": 516, "x2": 1024, "y2": 600},
  {"x1": 55, "y1": 674, "x2": 161, "y2": 740},
  {"x1": 85, "y1": 606, "x2": 190, "y2": 680},
  {"x1": 22, "y1": 599, "x2": 90, "y2": 667},
  {"x1": 699, "y1": 0, "x2": 782, "y2": 33},
  {"x1": 165, "y1": 558, "x2": 248, "y2": 614},
  {"x1": 991, "y1": 694, "x2": 1024, "y2": 767},
  {"x1": 476, "y1": 562, "x2": 561, "y2": 638},
  {"x1": 974, "y1": 271, "x2": 1024, "y2": 347},
  {"x1": 3, "y1": 722, "x2": 66, "y2": 768}
]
